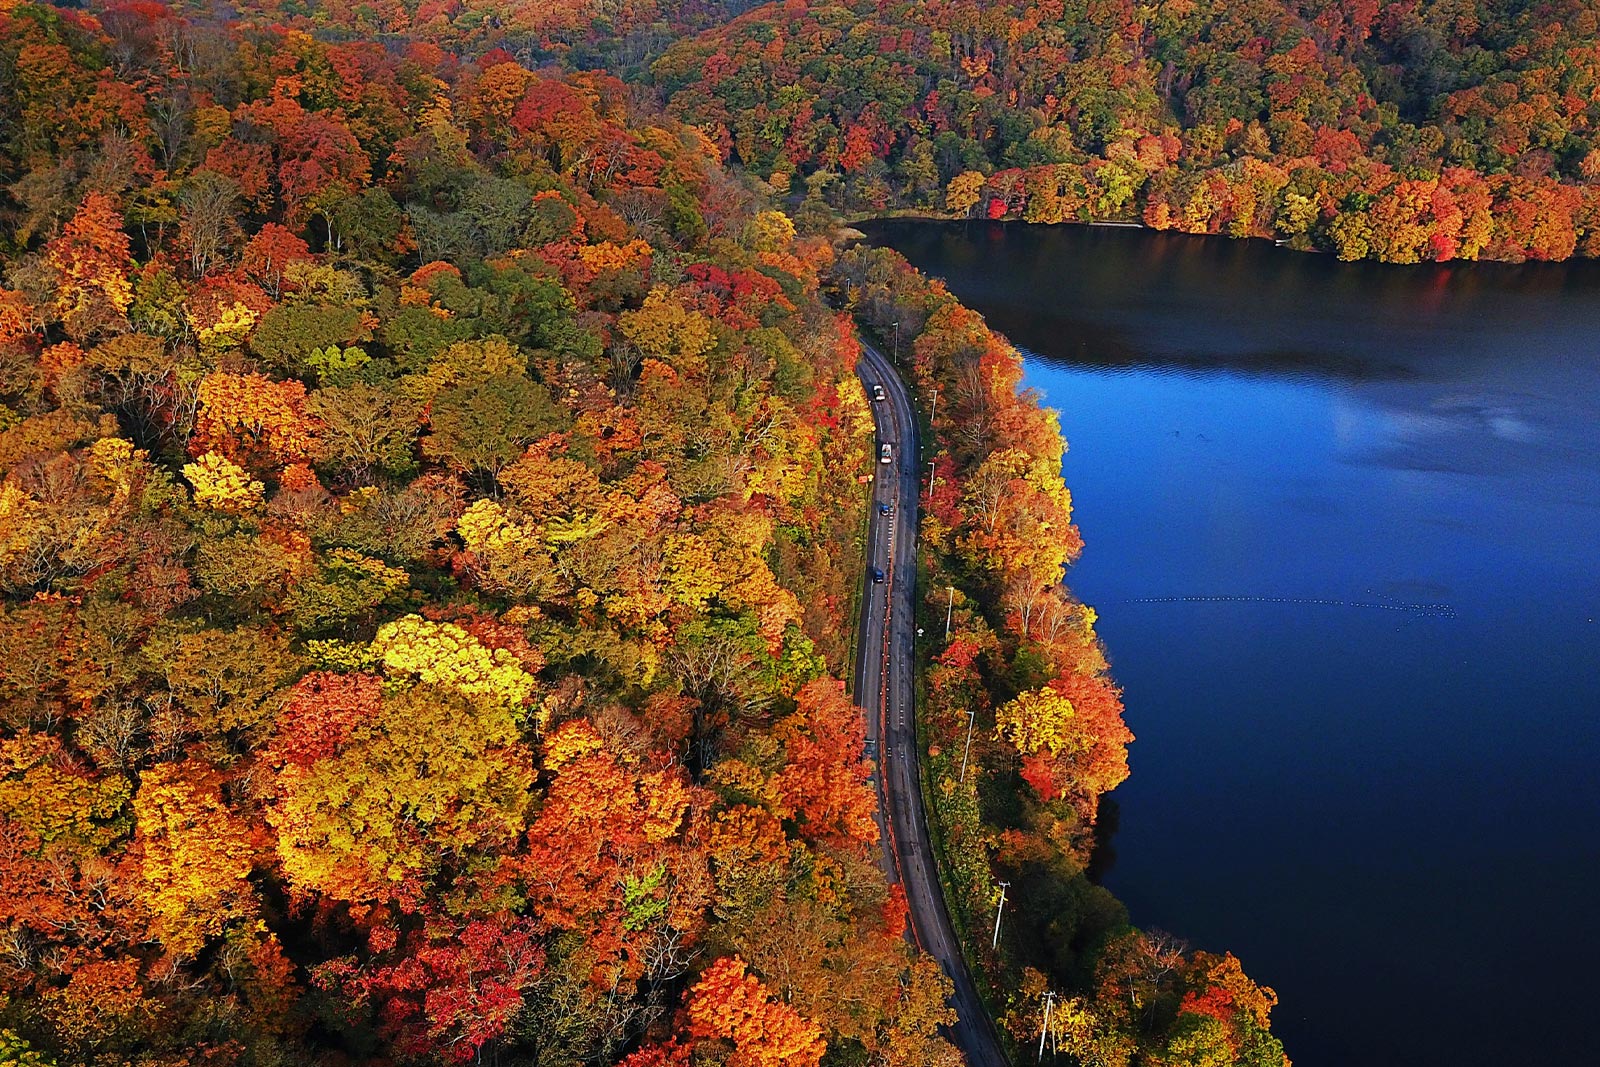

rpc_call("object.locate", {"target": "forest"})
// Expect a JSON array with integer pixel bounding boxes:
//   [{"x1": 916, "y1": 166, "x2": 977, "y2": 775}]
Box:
[
  {"x1": 2, "y1": 0, "x2": 1512, "y2": 1065},
  {"x1": 205, "y1": 1, "x2": 1600, "y2": 262},
  {"x1": 641, "y1": 0, "x2": 1600, "y2": 262}
]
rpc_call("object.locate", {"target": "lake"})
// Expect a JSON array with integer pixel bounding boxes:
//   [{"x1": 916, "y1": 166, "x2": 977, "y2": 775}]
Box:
[{"x1": 864, "y1": 219, "x2": 1600, "y2": 1066}]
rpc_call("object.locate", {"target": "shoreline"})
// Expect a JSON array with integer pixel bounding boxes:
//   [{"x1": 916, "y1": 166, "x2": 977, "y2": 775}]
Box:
[{"x1": 852, "y1": 213, "x2": 1600, "y2": 276}]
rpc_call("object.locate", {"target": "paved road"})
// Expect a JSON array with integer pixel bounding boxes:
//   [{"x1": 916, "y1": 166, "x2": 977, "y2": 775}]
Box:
[{"x1": 852, "y1": 339, "x2": 1011, "y2": 1067}]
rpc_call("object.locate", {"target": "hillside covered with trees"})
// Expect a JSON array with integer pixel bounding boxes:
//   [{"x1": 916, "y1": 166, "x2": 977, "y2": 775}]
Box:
[
  {"x1": 651, "y1": 0, "x2": 1600, "y2": 262},
  {"x1": 0, "y1": 4, "x2": 947, "y2": 1063}
]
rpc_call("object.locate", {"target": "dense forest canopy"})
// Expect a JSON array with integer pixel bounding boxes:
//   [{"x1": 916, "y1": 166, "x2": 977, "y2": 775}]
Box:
[
  {"x1": 642, "y1": 0, "x2": 1600, "y2": 261},
  {"x1": 201, "y1": 0, "x2": 1600, "y2": 261},
  {"x1": 0, "y1": 4, "x2": 951, "y2": 1063}
]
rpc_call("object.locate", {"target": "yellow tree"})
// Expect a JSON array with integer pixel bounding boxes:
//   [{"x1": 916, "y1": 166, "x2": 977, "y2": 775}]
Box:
[
  {"x1": 268, "y1": 619, "x2": 539, "y2": 903},
  {"x1": 183, "y1": 451, "x2": 265, "y2": 513},
  {"x1": 993, "y1": 686, "x2": 1084, "y2": 758},
  {"x1": 371, "y1": 615, "x2": 540, "y2": 719},
  {"x1": 744, "y1": 210, "x2": 796, "y2": 253},
  {"x1": 454, "y1": 499, "x2": 561, "y2": 602},
  {"x1": 618, "y1": 287, "x2": 717, "y2": 373},
  {"x1": 945, "y1": 171, "x2": 987, "y2": 216},
  {"x1": 135, "y1": 760, "x2": 257, "y2": 956},
  {"x1": 269, "y1": 682, "x2": 536, "y2": 903},
  {"x1": 0, "y1": 733, "x2": 130, "y2": 854}
]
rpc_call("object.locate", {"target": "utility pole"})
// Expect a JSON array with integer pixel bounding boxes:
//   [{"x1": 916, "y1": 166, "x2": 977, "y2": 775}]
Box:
[
  {"x1": 992, "y1": 882, "x2": 1009, "y2": 950},
  {"x1": 891, "y1": 321, "x2": 900, "y2": 363},
  {"x1": 944, "y1": 585, "x2": 955, "y2": 639},
  {"x1": 1038, "y1": 990, "x2": 1057, "y2": 1062},
  {"x1": 959, "y1": 706, "x2": 976, "y2": 783},
  {"x1": 930, "y1": 386, "x2": 937, "y2": 427},
  {"x1": 926, "y1": 459, "x2": 936, "y2": 498}
]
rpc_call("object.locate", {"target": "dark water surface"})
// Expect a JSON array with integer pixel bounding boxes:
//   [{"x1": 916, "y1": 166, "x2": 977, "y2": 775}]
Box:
[{"x1": 864, "y1": 220, "x2": 1600, "y2": 1067}]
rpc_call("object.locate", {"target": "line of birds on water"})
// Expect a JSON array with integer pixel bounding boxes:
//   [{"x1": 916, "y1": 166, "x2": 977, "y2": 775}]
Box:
[{"x1": 1114, "y1": 594, "x2": 1458, "y2": 619}]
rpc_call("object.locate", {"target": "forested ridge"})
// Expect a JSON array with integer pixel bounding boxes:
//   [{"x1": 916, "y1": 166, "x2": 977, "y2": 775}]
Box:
[
  {"x1": 643, "y1": 0, "x2": 1600, "y2": 263},
  {"x1": 0, "y1": 1, "x2": 1303, "y2": 1065},
  {"x1": 226, "y1": 0, "x2": 1600, "y2": 262}
]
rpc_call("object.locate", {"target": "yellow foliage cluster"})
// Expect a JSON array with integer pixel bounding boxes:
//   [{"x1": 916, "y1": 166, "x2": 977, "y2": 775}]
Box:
[
  {"x1": 745, "y1": 210, "x2": 796, "y2": 254},
  {"x1": 0, "y1": 733, "x2": 131, "y2": 852},
  {"x1": 87, "y1": 437, "x2": 142, "y2": 497},
  {"x1": 661, "y1": 530, "x2": 722, "y2": 609},
  {"x1": 577, "y1": 238, "x2": 653, "y2": 272},
  {"x1": 271, "y1": 685, "x2": 534, "y2": 899},
  {"x1": 407, "y1": 337, "x2": 526, "y2": 403},
  {"x1": 457, "y1": 498, "x2": 529, "y2": 554},
  {"x1": 192, "y1": 301, "x2": 258, "y2": 351},
  {"x1": 135, "y1": 762, "x2": 256, "y2": 957},
  {"x1": 993, "y1": 686, "x2": 1083, "y2": 757},
  {"x1": 618, "y1": 286, "x2": 716, "y2": 367},
  {"x1": 372, "y1": 614, "x2": 541, "y2": 722},
  {"x1": 454, "y1": 498, "x2": 558, "y2": 599},
  {"x1": 183, "y1": 451, "x2": 265, "y2": 513},
  {"x1": 945, "y1": 170, "x2": 987, "y2": 214}
]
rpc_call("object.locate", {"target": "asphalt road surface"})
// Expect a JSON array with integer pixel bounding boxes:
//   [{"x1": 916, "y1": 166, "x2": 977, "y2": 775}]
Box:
[{"x1": 852, "y1": 338, "x2": 1011, "y2": 1067}]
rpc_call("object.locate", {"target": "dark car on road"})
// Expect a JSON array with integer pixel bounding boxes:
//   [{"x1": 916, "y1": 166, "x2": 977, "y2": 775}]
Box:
[
  {"x1": 871, "y1": 567, "x2": 885, "y2": 584},
  {"x1": 878, "y1": 502, "x2": 893, "y2": 516}
]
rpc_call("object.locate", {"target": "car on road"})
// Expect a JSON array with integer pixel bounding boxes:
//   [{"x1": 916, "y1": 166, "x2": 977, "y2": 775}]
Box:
[
  {"x1": 871, "y1": 383, "x2": 887, "y2": 402},
  {"x1": 878, "y1": 502, "x2": 893, "y2": 517},
  {"x1": 871, "y1": 567, "x2": 885, "y2": 584},
  {"x1": 864, "y1": 738, "x2": 878, "y2": 759},
  {"x1": 879, "y1": 442, "x2": 893, "y2": 464}
]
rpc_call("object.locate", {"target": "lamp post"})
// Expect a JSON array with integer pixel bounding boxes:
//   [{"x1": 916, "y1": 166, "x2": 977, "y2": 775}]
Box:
[
  {"x1": 1038, "y1": 990, "x2": 1057, "y2": 1062},
  {"x1": 891, "y1": 320, "x2": 900, "y2": 363},
  {"x1": 959, "y1": 706, "x2": 976, "y2": 783},
  {"x1": 991, "y1": 882, "x2": 1009, "y2": 950}
]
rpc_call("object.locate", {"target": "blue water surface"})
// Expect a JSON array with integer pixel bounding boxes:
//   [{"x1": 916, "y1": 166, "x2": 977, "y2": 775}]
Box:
[{"x1": 866, "y1": 220, "x2": 1600, "y2": 1066}]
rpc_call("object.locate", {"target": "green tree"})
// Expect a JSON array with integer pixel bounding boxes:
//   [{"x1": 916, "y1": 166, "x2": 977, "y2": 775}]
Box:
[{"x1": 422, "y1": 374, "x2": 567, "y2": 483}]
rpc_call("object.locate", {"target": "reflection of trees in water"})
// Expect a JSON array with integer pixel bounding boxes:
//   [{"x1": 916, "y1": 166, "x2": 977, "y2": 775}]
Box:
[{"x1": 1086, "y1": 795, "x2": 1120, "y2": 885}]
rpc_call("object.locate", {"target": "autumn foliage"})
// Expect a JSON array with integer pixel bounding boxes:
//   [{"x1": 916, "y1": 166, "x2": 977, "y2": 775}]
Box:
[
  {"x1": 651, "y1": 0, "x2": 1600, "y2": 263},
  {"x1": 0, "y1": 4, "x2": 940, "y2": 1064},
  {"x1": 685, "y1": 956, "x2": 826, "y2": 1067}
]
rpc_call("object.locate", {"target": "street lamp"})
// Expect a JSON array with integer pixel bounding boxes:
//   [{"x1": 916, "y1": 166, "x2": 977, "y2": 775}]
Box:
[
  {"x1": 891, "y1": 320, "x2": 900, "y2": 363},
  {"x1": 1038, "y1": 990, "x2": 1057, "y2": 1062},
  {"x1": 992, "y1": 882, "x2": 1009, "y2": 950},
  {"x1": 959, "y1": 706, "x2": 976, "y2": 783}
]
